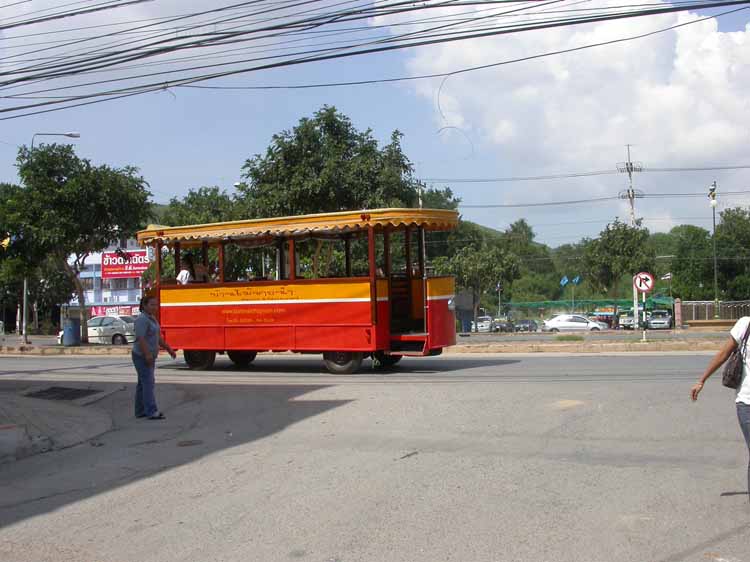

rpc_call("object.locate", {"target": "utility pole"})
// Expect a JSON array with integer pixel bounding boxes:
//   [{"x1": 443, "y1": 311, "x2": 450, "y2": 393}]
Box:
[
  {"x1": 709, "y1": 182, "x2": 719, "y2": 318},
  {"x1": 617, "y1": 145, "x2": 644, "y2": 227}
]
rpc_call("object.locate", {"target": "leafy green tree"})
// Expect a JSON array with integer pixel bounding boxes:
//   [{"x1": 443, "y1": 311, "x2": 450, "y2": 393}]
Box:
[
  {"x1": 434, "y1": 245, "x2": 519, "y2": 330},
  {"x1": 670, "y1": 225, "x2": 713, "y2": 300},
  {"x1": 13, "y1": 143, "x2": 151, "y2": 342},
  {"x1": 162, "y1": 186, "x2": 235, "y2": 226},
  {"x1": 503, "y1": 219, "x2": 555, "y2": 276},
  {"x1": 582, "y1": 219, "x2": 654, "y2": 298},
  {"x1": 237, "y1": 106, "x2": 451, "y2": 217},
  {"x1": 551, "y1": 242, "x2": 586, "y2": 276},
  {"x1": 716, "y1": 207, "x2": 750, "y2": 299},
  {"x1": 509, "y1": 273, "x2": 562, "y2": 302},
  {"x1": 421, "y1": 186, "x2": 460, "y2": 210}
]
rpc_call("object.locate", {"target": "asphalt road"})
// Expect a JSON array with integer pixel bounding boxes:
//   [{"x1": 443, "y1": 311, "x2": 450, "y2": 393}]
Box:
[
  {"x1": 0, "y1": 328, "x2": 733, "y2": 348},
  {"x1": 1, "y1": 353, "x2": 748, "y2": 562}
]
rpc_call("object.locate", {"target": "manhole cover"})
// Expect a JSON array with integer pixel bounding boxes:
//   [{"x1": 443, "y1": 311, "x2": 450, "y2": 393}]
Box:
[{"x1": 26, "y1": 387, "x2": 100, "y2": 401}]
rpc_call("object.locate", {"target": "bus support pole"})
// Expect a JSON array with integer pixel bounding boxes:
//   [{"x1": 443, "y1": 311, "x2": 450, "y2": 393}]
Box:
[
  {"x1": 368, "y1": 225, "x2": 376, "y2": 325},
  {"x1": 421, "y1": 225, "x2": 427, "y2": 334},
  {"x1": 218, "y1": 242, "x2": 225, "y2": 283},
  {"x1": 288, "y1": 239, "x2": 296, "y2": 281}
]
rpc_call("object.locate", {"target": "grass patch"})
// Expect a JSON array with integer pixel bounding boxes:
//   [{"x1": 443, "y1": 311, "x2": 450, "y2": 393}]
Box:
[{"x1": 555, "y1": 334, "x2": 584, "y2": 342}]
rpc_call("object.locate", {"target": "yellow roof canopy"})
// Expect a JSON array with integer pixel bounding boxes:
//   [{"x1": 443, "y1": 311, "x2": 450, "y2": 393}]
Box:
[{"x1": 137, "y1": 208, "x2": 459, "y2": 246}]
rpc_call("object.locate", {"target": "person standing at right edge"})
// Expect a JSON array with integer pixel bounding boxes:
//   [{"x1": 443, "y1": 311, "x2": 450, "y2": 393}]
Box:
[
  {"x1": 133, "y1": 295, "x2": 176, "y2": 420},
  {"x1": 691, "y1": 315, "x2": 750, "y2": 500}
]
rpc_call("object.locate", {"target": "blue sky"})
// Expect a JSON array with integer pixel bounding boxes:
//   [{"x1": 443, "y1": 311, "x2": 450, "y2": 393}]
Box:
[{"x1": 1, "y1": 2, "x2": 748, "y2": 247}]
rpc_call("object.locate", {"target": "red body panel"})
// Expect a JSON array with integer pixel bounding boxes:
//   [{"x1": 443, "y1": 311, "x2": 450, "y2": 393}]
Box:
[
  {"x1": 158, "y1": 277, "x2": 455, "y2": 355},
  {"x1": 426, "y1": 298, "x2": 456, "y2": 349}
]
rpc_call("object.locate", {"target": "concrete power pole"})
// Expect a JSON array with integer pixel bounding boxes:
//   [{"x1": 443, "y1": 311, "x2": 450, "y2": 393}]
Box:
[{"x1": 617, "y1": 145, "x2": 643, "y2": 227}]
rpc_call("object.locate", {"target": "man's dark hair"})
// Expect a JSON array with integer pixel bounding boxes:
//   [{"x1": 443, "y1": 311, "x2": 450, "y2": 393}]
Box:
[{"x1": 139, "y1": 295, "x2": 157, "y2": 312}]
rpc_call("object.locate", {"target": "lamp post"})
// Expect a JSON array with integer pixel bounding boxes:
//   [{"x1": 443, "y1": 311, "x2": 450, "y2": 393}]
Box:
[
  {"x1": 21, "y1": 132, "x2": 81, "y2": 343},
  {"x1": 709, "y1": 181, "x2": 719, "y2": 319}
]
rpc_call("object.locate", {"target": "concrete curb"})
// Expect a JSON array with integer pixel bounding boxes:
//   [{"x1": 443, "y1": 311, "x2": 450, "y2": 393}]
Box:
[
  {"x1": 0, "y1": 390, "x2": 115, "y2": 465},
  {"x1": 446, "y1": 339, "x2": 724, "y2": 354},
  {"x1": 1, "y1": 339, "x2": 726, "y2": 356},
  {"x1": 0, "y1": 345, "x2": 130, "y2": 356}
]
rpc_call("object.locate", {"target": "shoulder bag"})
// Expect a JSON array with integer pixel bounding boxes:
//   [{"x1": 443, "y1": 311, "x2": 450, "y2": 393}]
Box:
[{"x1": 722, "y1": 320, "x2": 750, "y2": 389}]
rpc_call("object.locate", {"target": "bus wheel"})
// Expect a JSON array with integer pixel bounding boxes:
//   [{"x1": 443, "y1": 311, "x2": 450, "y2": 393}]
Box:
[
  {"x1": 372, "y1": 351, "x2": 402, "y2": 369},
  {"x1": 227, "y1": 351, "x2": 257, "y2": 367},
  {"x1": 323, "y1": 352, "x2": 363, "y2": 374},
  {"x1": 183, "y1": 350, "x2": 216, "y2": 370}
]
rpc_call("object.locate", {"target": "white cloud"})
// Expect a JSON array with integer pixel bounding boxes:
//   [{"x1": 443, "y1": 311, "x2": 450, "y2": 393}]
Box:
[{"x1": 382, "y1": 3, "x2": 750, "y2": 241}]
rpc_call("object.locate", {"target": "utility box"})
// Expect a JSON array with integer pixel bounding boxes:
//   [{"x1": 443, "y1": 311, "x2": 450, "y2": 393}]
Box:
[{"x1": 62, "y1": 318, "x2": 81, "y2": 347}]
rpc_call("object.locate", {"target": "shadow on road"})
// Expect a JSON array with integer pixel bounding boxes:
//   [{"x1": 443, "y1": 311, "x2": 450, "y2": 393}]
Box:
[
  {"x1": 0, "y1": 381, "x2": 350, "y2": 530},
  {"x1": 160, "y1": 356, "x2": 523, "y2": 375}
]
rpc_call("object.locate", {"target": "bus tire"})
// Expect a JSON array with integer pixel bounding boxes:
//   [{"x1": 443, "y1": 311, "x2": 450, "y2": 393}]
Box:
[
  {"x1": 372, "y1": 352, "x2": 402, "y2": 369},
  {"x1": 323, "y1": 352, "x2": 363, "y2": 374},
  {"x1": 184, "y1": 350, "x2": 216, "y2": 370},
  {"x1": 227, "y1": 351, "x2": 257, "y2": 367}
]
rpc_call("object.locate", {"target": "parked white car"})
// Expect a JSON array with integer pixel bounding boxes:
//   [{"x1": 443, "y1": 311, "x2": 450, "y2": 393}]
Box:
[
  {"x1": 470, "y1": 316, "x2": 494, "y2": 333},
  {"x1": 58, "y1": 315, "x2": 136, "y2": 345},
  {"x1": 542, "y1": 314, "x2": 606, "y2": 332}
]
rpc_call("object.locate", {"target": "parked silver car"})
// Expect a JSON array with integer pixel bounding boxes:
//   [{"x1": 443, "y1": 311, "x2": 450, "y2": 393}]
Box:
[
  {"x1": 58, "y1": 315, "x2": 136, "y2": 345},
  {"x1": 647, "y1": 310, "x2": 673, "y2": 329}
]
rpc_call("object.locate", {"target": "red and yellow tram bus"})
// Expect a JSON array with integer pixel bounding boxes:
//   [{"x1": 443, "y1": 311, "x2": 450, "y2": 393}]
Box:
[{"x1": 136, "y1": 208, "x2": 458, "y2": 373}]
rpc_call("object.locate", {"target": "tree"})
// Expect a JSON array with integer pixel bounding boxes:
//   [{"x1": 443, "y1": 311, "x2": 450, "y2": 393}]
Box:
[
  {"x1": 503, "y1": 219, "x2": 554, "y2": 276},
  {"x1": 716, "y1": 207, "x2": 750, "y2": 299},
  {"x1": 237, "y1": 106, "x2": 452, "y2": 218},
  {"x1": 162, "y1": 186, "x2": 235, "y2": 226},
  {"x1": 582, "y1": 219, "x2": 654, "y2": 298},
  {"x1": 509, "y1": 273, "x2": 562, "y2": 302},
  {"x1": 670, "y1": 225, "x2": 713, "y2": 300},
  {"x1": 14, "y1": 143, "x2": 151, "y2": 342},
  {"x1": 434, "y1": 245, "x2": 519, "y2": 330}
]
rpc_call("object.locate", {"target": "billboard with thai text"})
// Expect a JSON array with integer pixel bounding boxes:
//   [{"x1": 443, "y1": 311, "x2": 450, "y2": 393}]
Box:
[
  {"x1": 101, "y1": 250, "x2": 149, "y2": 279},
  {"x1": 90, "y1": 305, "x2": 140, "y2": 317}
]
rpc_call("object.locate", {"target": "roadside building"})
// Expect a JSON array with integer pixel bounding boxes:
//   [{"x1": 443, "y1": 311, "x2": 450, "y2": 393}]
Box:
[{"x1": 64, "y1": 239, "x2": 148, "y2": 319}]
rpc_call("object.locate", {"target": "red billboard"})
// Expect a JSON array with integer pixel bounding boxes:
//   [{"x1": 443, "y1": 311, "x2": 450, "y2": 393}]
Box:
[
  {"x1": 90, "y1": 305, "x2": 140, "y2": 317},
  {"x1": 101, "y1": 250, "x2": 149, "y2": 279}
]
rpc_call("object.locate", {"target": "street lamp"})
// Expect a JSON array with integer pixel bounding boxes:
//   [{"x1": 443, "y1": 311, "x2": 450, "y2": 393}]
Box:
[
  {"x1": 21, "y1": 131, "x2": 81, "y2": 343},
  {"x1": 30, "y1": 132, "x2": 80, "y2": 152},
  {"x1": 709, "y1": 181, "x2": 719, "y2": 319}
]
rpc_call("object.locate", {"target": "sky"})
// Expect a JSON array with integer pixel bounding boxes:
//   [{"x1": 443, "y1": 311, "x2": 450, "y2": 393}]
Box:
[{"x1": 1, "y1": 0, "x2": 749, "y2": 248}]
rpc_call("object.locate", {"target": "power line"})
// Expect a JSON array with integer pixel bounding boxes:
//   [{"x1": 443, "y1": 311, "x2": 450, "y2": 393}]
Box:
[
  {"x1": 460, "y1": 196, "x2": 620, "y2": 208},
  {"x1": 425, "y1": 165, "x2": 750, "y2": 183},
  {"x1": 1, "y1": 0, "x2": 748, "y2": 119},
  {"x1": 458, "y1": 190, "x2": 750, "y2": 209}
]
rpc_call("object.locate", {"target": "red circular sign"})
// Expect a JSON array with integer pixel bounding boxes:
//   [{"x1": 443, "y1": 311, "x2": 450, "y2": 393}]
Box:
[{"x1": 633, "y1": 272, "x2": 655, "y2": 293}]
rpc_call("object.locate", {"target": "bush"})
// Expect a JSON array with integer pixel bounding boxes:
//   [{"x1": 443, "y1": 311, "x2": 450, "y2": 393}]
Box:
[{"x1": 555, "y1": 334, "x2": 584, "y2": 342}]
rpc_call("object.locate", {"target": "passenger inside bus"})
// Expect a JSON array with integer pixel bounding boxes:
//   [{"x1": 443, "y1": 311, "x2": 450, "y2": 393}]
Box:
[{"x1": 176, "y1": 255, "x2": 194, "y2": 285}]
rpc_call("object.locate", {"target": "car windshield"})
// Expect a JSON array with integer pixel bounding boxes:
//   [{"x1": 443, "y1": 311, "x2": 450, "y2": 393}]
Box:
[
  {"x1": 651, "y1": 311, "x2": 669, "y2": 318},
  {"x1": 120, "y1": 315, "x2": 136, "y2": 324}
]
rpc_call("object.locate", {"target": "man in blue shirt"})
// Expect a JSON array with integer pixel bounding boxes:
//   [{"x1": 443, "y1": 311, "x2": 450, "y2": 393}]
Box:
[{"x1": 132, "y1": 295, "x2": 176, "y2": 420}]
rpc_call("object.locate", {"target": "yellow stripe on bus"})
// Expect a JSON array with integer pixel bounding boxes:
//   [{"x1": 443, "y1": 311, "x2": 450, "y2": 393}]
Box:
[
  {"x1": 161, "y1": 281, "x2": 371, "y2": 304},
  {"x1": 426, "y1": 276, "x2": 454, "y2": 298}
]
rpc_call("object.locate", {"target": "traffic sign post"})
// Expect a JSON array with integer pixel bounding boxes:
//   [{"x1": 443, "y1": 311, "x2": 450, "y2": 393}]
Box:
[
  {"x1": 633, "y1": 272, "x2": 655, "y2": 293},
  {"x1": 633, "y1": 272, "x2": 654, "y2": 342}
]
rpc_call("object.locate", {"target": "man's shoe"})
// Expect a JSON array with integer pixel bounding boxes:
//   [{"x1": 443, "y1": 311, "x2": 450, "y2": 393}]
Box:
[{"x1": 147, "y1": 412, "x2": 165, "y2": 420}]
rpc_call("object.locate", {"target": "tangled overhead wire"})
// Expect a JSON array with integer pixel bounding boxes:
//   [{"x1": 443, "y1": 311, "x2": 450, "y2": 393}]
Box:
[{"x1": 1, "y1": 0, "x2": 749, "y2": 119}]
